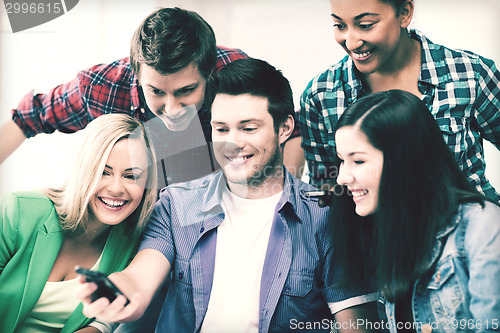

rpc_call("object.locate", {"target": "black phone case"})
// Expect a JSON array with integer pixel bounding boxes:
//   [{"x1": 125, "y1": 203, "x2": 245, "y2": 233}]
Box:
[{"x1": 75, "y1": 266, "x2": 130, "y2": 305}]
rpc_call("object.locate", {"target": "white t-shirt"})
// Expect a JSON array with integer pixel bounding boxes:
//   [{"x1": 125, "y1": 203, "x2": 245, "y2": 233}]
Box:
[{"x1": 200, "y1": 187, "x2": 282, "y2": 333}]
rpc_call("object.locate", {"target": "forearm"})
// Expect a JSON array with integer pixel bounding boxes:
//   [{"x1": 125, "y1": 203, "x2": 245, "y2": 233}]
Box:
[
  {"x1": 0, "y1": 119, "x2": 26, "y2": 164},
  {"x1": 334, "y1": 302, "x2": 381, "y2": 333}
]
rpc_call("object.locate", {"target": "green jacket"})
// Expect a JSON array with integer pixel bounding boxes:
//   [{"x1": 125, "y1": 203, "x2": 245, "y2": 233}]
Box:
[{"x1": 0, "y1": 191, "x2": 140, "y2": 333}]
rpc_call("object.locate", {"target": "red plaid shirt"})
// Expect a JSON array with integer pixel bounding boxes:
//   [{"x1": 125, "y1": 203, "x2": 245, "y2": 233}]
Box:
[
  {"x1": 12, "y1": 46, "x2": 249, "y2": 138},
  {"x1": 11, "y1": 46, "x2": 301, "y2": 187}
]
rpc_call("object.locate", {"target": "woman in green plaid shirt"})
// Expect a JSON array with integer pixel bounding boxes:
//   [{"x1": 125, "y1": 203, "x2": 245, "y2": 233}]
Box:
[{"x1": 300, "y1": 0, "x2": 500, "y2": 202}]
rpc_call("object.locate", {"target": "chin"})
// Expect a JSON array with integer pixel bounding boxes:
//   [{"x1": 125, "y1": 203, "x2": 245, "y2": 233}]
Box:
[
  {"x1": 355, "y1": 206, "x2": 375, "y2": 217},
  {"x1": 165, "y1": 121, "x2": 190, "y2": 131}
]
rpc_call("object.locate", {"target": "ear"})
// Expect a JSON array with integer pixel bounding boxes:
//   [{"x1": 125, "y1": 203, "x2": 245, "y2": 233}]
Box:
[
  {"x1": 278, "y1": 115, "x2": 295, "y2": 146},
  {"x1": 399, "y1": 0, "x2": 414, "y2": 29}
]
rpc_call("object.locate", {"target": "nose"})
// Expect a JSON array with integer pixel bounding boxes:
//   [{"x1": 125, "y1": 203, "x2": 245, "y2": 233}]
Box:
[
  {"x1": 163, "y1": 95, "x2": 183, "y2": 117},
  {"x1": 345, "y1": 30, "x2": 363, "y2": 51},
  {"x1": 336, "y1": 163, "x2": 354, "y2": 186},
  {"x1": 224, "y1": 130, "x2": 246, "y2": 150},
  {"x1": 107, "y1": 175, "x2": 125, "y2": 195}
]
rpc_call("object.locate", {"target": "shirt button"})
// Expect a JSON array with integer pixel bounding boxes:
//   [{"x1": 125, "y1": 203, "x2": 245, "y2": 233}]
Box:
[
  {"x1": 422, "y1": 324, "x2": 432, "y2": 333},
  {"x1": 178, "y1": 272, "x2": 184, "y2": 280},
  {"x1": 200, "y1": 227, "x2": 205, "y2": 233},
  {"x1": 284, "y1": 285, "x2": 291, "y2": 293}
]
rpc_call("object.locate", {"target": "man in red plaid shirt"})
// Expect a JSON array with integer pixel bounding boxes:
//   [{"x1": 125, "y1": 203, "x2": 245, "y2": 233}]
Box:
[{"x1": 0, "y1": 7, "x2": 253, "y2": 188}]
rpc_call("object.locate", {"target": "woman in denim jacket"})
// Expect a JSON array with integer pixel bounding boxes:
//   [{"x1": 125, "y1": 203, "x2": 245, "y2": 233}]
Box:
[{"x1": 329, "y1": 89, "x2": 500, "y2": 333}]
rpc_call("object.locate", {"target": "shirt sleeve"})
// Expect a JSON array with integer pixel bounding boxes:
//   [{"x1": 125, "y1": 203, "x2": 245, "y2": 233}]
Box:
[
  {"x1": 299, "y1": 79, "x2": 338, "y2": 188},
  {"x1": 317, "y1": 207, "x2": 378, "y2": 313},
  {"x1": 0, "y1": 193, "x2": 18, "y2": 273},
  {"x1": 138, "y1": 191, "x2": 176, "y2": 266},
  {"x1": 10, "y1": 58, "x2": 136, "y2": 138},
  {"x1": 214, "y1": 46, "x2": 249, "y2": 72},
  {"x1": 473, "y1": 56, "x2": 500, "y2": 149},
  {"x1": 464, "y1": 202, "x2": 500, "y2": 329},
  {"x1": 11, "y1": 73, "x2": 92, "y2": 138},
  {"x1": 87, "y1": 320, "x2": 119, "y2": 333}
]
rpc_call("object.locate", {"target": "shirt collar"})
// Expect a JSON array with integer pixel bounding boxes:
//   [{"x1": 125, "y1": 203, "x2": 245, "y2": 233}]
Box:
[
  {"x1": 410, "y1": 29, "x2": 449, "y2": 89},
  {"x1": 435, "y1": 204, "x2": 463, "y2": 240},
  {"x1": 126, "y1": 57, "x2": 141, "y2": 111},
  {"x1": 342, "y1": 29, "x2": 447, "y2": 94},
  {"x1": 198, "y1": 168, "x2": 306, "y2": 224}
]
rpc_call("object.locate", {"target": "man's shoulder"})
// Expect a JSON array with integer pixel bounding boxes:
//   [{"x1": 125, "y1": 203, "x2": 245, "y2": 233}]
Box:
[
  {"x1": 215, "y1": 46, "x2": 248, "y2": 71},
  {"x1": 160, "y1": 172, "x2": 221, "y2": 197},
  {"x1": 78, "y1": 57, "x2": 135, "y2": 86}
]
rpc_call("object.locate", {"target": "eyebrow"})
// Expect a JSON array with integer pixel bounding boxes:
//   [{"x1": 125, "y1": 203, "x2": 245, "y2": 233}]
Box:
[
  {"x1": 331, "y1": 12, "x2": 380, "y2": 21},
  {"x1": 105, "y1": 165, "x2": 145, "y2": 172},
  {"x1": 144, "y1": 82, "x2": 199, "y2": 93},
  {"x1": 337, "y1": 151, "x2": 368, "y2": 158},
  {"x1": 210, "y1": 119, "x2": 264, "y2": 125}
]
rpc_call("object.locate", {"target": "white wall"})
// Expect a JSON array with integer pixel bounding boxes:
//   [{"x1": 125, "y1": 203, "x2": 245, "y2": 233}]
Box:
[{"x1": 1, "y1": 0, "x2": 499, "y2": 196}]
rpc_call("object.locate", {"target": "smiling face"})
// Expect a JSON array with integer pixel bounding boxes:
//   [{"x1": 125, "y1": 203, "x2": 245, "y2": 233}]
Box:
[
  {"x1": 211, "y1": 94, "x2": 292, "y2": 196},
  {"x1": 329, "y1": 0, "x2": 412, "y2": 75},
  {"x1": 138, "y1": 62, "x2": 207, "y2": 131},
  {"x1": 335, "y1": 125, "x2": 384, "y2": 216},
  {"x1": 89, "y1": 138, "x2": 149, "y2": 227}
]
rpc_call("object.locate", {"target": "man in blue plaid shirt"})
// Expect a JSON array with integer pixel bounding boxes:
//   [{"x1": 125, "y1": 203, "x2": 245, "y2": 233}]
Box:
[{"x1": 300, "y1": 0, "x2": 500, "y2": 202}]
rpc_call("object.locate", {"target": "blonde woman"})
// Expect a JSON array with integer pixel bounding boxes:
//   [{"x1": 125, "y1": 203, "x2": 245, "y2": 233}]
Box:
[{"x1": 0, "y1": 114, "x2": 157, "y2": 333}]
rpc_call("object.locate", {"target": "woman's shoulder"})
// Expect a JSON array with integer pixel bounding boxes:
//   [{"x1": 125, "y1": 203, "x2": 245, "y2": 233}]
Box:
[
  {"x1": 458, "y1": 201, "x2": 500, "y2": 244},
  {"x1": 1, "y1": 190, "x2": 55, "y2": 216},
  {"x1": 460, "y1": 200, "x2": 500, "y2": 219},
  {"x1": 2, "y1": 190, "x2": 51, "y2": 204}
]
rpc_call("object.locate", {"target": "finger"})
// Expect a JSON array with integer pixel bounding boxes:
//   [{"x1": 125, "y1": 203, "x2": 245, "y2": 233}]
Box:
[
  {"x1": 96, "y1": 293, "x2": 142, "y2": 322},
  {"x1": 74, "y1": 282, "x2": 98, "y2": 303},
  {"x1": 81, "y1": 296, "x2": 111, "y2": 318},
  {"x1": 93, "y1": 295, "x2": 129, "y2": 320}
]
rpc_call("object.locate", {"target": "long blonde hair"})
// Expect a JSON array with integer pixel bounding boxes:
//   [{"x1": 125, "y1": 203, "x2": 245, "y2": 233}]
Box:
[{"x1": 46, "y1": 114, "x2": 157, "y2": 235}]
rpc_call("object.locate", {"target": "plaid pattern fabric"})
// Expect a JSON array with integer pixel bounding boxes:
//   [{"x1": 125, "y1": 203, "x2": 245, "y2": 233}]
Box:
[
  {"x1": 300, "y1": 30, "x2": 500, "y2": 201},
  {"x1": 11, "y1": 46, "x2": 248, "y2": 138},
  {"x1": 11, "y1": 46, "x2": 248, "y2": 188}
]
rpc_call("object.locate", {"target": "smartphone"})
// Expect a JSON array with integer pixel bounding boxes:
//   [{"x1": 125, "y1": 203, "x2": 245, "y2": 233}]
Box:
[
  {"x1": 304, "y1": 190, "x2": 333, "y2": 198},
  {"x1": 75, "y1": 266, "x2": 130, "y2": 305}
]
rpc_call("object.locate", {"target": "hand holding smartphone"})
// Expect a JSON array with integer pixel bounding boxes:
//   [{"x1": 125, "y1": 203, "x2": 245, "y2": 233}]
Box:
[{"x1": 75, "y1": 266, "x2": 130, "y2": 305}]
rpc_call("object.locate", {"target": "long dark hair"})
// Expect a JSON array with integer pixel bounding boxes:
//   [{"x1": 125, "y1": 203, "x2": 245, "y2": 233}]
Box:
[{"x1": 330, "y1": 90, "x2": 485, "y2": 301}]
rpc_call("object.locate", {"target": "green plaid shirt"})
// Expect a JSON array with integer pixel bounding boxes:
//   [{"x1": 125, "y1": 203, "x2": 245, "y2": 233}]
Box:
[{"x1": 300, "y1": 29, "x2": 500, "y2": 201}]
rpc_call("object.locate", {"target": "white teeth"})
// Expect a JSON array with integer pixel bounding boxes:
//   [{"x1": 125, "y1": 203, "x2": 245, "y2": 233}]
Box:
[
  {"x1": 229, "y1": 156, "x2": 249, "y2": 162},
  {"x1": 352, "y1": 50, "x2": 373, "y2": 59},
  {"x1": 101, "y1": 198, "x2": 126, "y2": 208},
  {"x1": 351, "y1": 190, "x2": 368, "y2": 197}
]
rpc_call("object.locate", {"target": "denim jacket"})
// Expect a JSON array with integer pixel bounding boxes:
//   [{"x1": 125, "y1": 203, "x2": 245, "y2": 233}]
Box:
[{"x1": 384, "y1": 202, "x2": 500, "y2": 333}]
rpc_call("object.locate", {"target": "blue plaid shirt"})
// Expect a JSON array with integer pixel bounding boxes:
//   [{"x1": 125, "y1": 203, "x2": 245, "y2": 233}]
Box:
[
  {"x1": 300, "y1": 30, "x2": 500, "y2": 202},
  {"x1": 139, "y1": 170, "x2": 378, "y2": 333}
]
